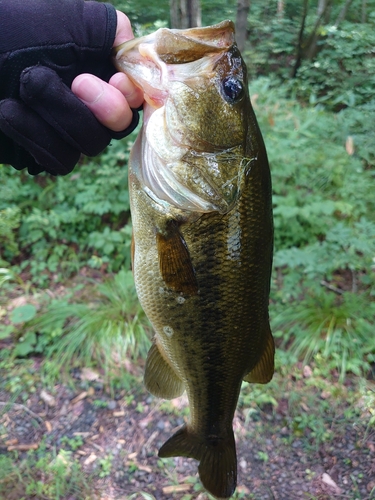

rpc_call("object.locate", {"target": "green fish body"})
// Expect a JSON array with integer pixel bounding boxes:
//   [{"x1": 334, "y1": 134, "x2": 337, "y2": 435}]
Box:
[{"x1": 114, "y1": 20, "x2": 274, "y2": 499}]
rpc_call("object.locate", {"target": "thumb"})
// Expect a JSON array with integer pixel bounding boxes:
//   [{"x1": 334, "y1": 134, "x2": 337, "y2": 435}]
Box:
[{"x1": 114, "y1": 11, "x2": 135, "y2": 46}]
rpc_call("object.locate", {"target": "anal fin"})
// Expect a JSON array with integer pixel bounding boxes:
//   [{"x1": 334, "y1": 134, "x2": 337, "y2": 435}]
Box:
[
  {"x1": 159, "y1": 424, "x2": 237, "y2": 499},
  {"x1": 144, "y1": 342, "x2": 185, "y2": 399},
  {"x1": 243, "y1": 324, "x2": 275, "y2": 384},
  {"x1": 156, "y1": 220, "x2": 198, "y2": 295}
]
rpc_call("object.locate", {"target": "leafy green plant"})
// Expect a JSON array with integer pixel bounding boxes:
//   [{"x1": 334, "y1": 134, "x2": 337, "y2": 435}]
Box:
[
  {"x1": 0, "y1": 446, "x2": 91, "y2": 500},
  {"x1": 60, "y1": 435, "x2": 84, "y2": 451},
  {"x1": 273, "y1": 290, "x2": 375, "y2": 380},
  {"x1": 248, "y1": 77, "x2": 375, "y2": 379},
  {"x1": 292, "y1": 22, "x2": 375, "y2": 110},
  {"x1": 97, "y1": 454, "x2": 113, "y2": 478},
  {"x1": 0, "y1": 207, "x2": 21, "y2": 264},
  {"x1": 8, "y1": 270, "x2": 150, "y2": 381},
  {"x1": 0, "y1": 135, "x2": 135, "y2": 287}
]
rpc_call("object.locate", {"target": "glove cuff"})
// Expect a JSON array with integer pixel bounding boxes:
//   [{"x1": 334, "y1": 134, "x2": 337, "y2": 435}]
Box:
[{"x1": 110, "y1": 106, "x2": 142, "y2": 141}]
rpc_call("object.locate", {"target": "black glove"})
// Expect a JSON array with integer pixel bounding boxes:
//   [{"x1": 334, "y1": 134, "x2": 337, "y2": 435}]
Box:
[{"x1": 0, "y1": 0, "x2": 140, "y2": 175}]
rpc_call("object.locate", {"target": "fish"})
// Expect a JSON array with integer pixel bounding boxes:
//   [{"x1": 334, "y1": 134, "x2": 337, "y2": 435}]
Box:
[{"x1": 113, "y1": 20, "x2": 274, "y2": 499}]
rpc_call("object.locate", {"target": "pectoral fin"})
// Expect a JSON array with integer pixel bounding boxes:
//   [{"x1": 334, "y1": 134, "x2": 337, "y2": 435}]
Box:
[
  {"x1": 144, "y1": 342, "x2": 185, "y2": 399},
  {"x1": 156, "y1": 220, "x2": 198, "y2": 295},
  {"x1": 243, "y1": 325, "x2": 274, "y2": 384}
]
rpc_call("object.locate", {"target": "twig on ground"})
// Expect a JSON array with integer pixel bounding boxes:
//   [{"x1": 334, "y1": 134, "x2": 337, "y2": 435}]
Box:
[
  {"x1": 320, "y1": 280, "x2": 344, "y2": 295},
  {"x1": 0, "y1": 402, "x2": 44, "y2": 423}
]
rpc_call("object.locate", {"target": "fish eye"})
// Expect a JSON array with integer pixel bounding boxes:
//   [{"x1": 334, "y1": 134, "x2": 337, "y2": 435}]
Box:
[{"x1": 222, "y1": 77, "x2": 244, "y2": 103}]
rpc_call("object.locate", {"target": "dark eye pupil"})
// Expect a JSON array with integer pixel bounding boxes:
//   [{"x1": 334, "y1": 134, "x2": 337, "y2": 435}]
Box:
[{"x1": 222, "y1": 77, "x2": 244, "y2": 102}]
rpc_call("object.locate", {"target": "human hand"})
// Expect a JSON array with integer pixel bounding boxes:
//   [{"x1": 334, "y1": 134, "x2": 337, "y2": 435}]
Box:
[
  {"x1": 71, "y1": 11, "x2": 143, "y2": 133},
  {"x1": 0, "y1": 0, "x2": 142, "y2": 176}
]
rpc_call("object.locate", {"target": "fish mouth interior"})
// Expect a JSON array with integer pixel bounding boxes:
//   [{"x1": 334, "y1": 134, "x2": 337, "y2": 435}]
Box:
[
  {"x1": 114, "y1": 21, "x2": 245, "y2": 214},
  {"x1": 113, "y1": 20, "x2": 236, "y2": 105}
]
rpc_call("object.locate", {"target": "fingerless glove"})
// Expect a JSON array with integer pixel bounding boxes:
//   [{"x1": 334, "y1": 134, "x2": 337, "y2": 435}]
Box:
[{"x1": 0, "y1": 0, "x2": 139, "y2": 175}]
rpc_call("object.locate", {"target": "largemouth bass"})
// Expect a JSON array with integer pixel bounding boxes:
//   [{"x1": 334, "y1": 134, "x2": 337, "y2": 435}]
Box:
[{"x1": 114, "y1": 20, "x2": 274, "y2": 499}]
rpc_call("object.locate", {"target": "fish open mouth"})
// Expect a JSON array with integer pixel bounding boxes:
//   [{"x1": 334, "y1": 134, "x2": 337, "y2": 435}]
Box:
[{"x1": 114, "y1": 20, "x2": 249, "y2": 214}]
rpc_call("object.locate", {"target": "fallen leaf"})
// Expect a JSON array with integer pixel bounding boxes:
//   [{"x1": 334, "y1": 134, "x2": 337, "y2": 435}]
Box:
[
  {"x1": 300, "y1": 402, "x2": 309, "y2": 412},
  {"x1": 40, "y1": 390, "x2": 56, "y2": 407},
  {"x1": 138, "y1": 464, "x2": 153, "y2": 473},
  {"x1": 322, "y1": 472, "x2": 341, "y2": 493},
  {"x1": 90, "y1": 442, "x2": 104, "y2": 452},
  {"x1": 237, "y1": 485, "x2": 251, "y2": 494},
  {"x1": 80, "y1": 367, "x2": 100, "y2": 381},
  {"x1": 84, "y1": 453, "x2": 97, "y2": 465},
  {"x1": 8, "y1": 443, "x2": 39, "y2": 451},
  {"x1": 162, "y1": 484, "x2": 192, "y2": 494},
  {"x1": 5, "y1": 438, "x2": 18, "y2": 446},
  {"x1": 70, "y1": 392, "x2": 87, "y2": 405}
]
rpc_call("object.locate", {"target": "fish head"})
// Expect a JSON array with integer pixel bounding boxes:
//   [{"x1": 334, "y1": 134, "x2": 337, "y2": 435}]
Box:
[{"x1": 114, "y1": 21, "x2": 257, "y2": 214}]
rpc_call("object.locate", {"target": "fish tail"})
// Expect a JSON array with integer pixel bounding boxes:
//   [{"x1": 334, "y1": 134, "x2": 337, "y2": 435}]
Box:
[{"x1": 158, "y1": 424, "x2": 237, "y2": 499}]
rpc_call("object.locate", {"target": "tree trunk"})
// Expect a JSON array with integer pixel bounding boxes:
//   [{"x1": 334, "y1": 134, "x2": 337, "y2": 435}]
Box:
[
  {"x1": 362, "y1": 0, "x2": 367, "y2": 23},
  {"x1": 235, "y1": 0, "x2": 250, "y2": 52},
  {"x1": 277, "y1": 0, "x2": 285, "y2": 19},
  {"x1": 318, "y1": 0, "x2": 332, "y2": 21},
  {"x1": 334, "y1": 0, "x2": 355, "y2": 26},
  {"x1": 291, "y1": 0, "x2": 309, "y2": 78},
  {"x1": 304, "y1": 0, "x2": 332, "y2": 60},
  {"x1": 170, "y1": 0, "x2": 201, "y2": 29}
]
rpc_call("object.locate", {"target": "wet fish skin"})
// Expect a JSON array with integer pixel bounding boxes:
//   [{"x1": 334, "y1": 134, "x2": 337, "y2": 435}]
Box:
[{"x1": 114, "y1": 20, "x2": 274, "y2": 499}]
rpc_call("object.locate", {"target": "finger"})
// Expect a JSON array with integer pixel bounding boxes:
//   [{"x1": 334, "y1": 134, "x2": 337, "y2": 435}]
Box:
[
  {"x1": 114, "y1": 11, "x2": 134, "y2": 45},
  {"x1": 109, "y1": 72, "x2": 144, "y2": 109},
  {"x1": 72, "y1": 74, "x2": 134, "y2": 132}
]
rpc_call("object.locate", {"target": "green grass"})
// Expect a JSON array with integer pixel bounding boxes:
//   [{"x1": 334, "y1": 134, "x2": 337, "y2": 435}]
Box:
[
  {"x1": 0, "y1": 446, "x2": 93, "y2": 500},
  {"x1": 272, "y1": 290, "x2": 375, "y2": 381},
  {"x1": 2, "y1": 269, "x2": 151, "y2": 384}
]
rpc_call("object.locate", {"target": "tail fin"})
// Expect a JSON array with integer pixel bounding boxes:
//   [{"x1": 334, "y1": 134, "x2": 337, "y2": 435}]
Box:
[{"x1": 158, "y1": 424, "x2": 237, "y2": 499}]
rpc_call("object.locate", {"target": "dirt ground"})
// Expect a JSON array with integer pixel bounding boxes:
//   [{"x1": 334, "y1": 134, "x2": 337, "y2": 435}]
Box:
[{"x1": 1, "y1": 360, "x2": 375, "y2": 500}]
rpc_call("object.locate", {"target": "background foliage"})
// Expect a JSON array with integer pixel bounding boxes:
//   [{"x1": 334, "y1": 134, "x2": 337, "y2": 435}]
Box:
[
  {"x1": 0, "y1": 2, "x2": 374, "y2": 498},
  {"x1": 0, "y1": 0, "x2": 374, "y2": 381}
]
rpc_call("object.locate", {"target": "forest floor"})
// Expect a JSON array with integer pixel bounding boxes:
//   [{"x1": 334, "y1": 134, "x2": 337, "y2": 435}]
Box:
[
  {"x1": 0, "y1": 272, "x2": 375, "y2": 500},
  {"x1": 1, "y1": 357, "x2": 375, "y2": 500}
]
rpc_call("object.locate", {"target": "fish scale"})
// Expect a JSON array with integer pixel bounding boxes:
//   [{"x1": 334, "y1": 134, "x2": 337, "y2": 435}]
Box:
[{"x1": 114, "y1": 20, "x2": 274, "y2": 499}]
